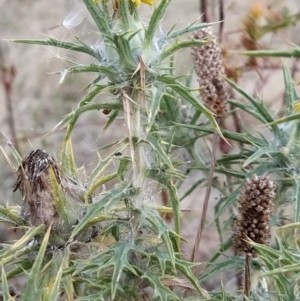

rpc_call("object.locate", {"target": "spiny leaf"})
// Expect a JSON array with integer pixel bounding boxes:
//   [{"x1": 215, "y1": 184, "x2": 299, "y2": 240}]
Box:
[
  {"x1": 22, "y1": 226, "x2": 51, "y2": 301},
  {"x1": 146, "y1": 134, "x2": 173, "y2": 169},
  {"x1": 97, "y1": 242, "x2": 138, "y2": 300},
  {"x1": 1, "y1": 267, "x2": 10, "y2": 301},
  {"x1": 0, "y1": 225, "x2": 44, "y2": 259},
  {"x1": 147, "y1": 86, "x2": 162, "y2": 133},
  {"x1": 144, "y1": 0, "x2": 171, "y2": 47},
  {"x1": 139, "y1": 208, "x2": 178, "y2": 268},
  {"x1": 70, "y1": 183, "x2": 139, "y2": 239},
  {"x1": 61, "y1": 138, "x2": 77, "y2": 176},
  {"x1": 226, "y1": 78, "x2": 281, "y2": 138},
  {"x1": 282, "y1": 61, "x2": 298, "y2": 115},
  {"x1": 6, "y1": 260, "x2": 33, "y2": 280},
  {"x1": 238, "y1": 48, "x2": 300, "y2": 58},
  {"x1": 0, "y1": 205, "x2": 24, "y2": 225},
  {"x1": 49, "y1": 167, "x2": 69, "y2": 225},
  {"x1": 41, "y1": 250, "x2": 65, "y2": 301},
  {"x1": 9, "y1": 38, "x2": 100, "y2": 60},
  {"x1": 166, "y1": 21, "x2": 217, "y2": 39},
  {"x1": 141, "y1": 270, "x2": 181, "y2": 301},
  {"x1": 64, "y1": 64, "x2": 123, "y2": 82},
  {"x1": 174, "y1": 122, "x2": 267, "y2": 147},
  {"x1": 49, "y1": 102, "x2": 122, "y2": 137},
  {"x1": 85, "y1": 172, "x2": 118, "y2": 203},
  {"x1": 103, "y1": 110, "x2": 120, "y2": 131},
  {"x1": 160, "y1": 39, "x2": 207, "y2": 61},
  {"x1": 157, "y1": 75, "x2": 225, "y2": 140},
  {"x1": 82, "y1": 0, "x2": 111, "y2": 37}
]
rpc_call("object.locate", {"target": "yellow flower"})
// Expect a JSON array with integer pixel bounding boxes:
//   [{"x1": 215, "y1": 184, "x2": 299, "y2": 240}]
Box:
[
  {"x1": 294, "y1": 100, "x2": 300, "y2": 112},
  {"x1": 131, "y1": 0, "x2": 155, "y2": 6}
]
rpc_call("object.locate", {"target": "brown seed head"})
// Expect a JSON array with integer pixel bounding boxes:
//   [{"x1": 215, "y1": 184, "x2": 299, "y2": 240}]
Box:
[
  {"x1": 232, "y1": 174, "x2": 275, "y2": 257},
  {"x1": 13, "y1": 149, "x2": 84, "y2": 231},
  {"x1": 191, "y1": 28, "x2": 229, "y2": 118}
]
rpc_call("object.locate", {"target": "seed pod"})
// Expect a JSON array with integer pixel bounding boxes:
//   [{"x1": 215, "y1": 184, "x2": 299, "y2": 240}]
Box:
[
  {"x1": 13, "y1": 149, "x2": 86, "y2": 245},
  {"x1": 191, "y1": 28, "x2": 229, "y2": 118},
  {"x1": 232, "y1": 174, "x2": 275, "y2": 257}
]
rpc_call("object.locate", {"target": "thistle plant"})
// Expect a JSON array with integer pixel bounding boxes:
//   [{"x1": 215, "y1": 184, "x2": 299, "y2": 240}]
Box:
[
  {"x1": 3, "y1": 1, "x2": 300, "y2": 301},
  {"x1": 0, "y1": 0, "x2": 219, "y2": 300}
]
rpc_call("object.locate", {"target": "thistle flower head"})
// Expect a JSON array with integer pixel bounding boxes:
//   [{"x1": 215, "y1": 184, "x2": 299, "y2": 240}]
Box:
[
  {"x1": 13, "y1": 149, "x2": 85, "y2": 244},
  {"x1": 191, "y1": 28, "x2": 229, "y2": 118},
  {"x1": 232, "y1": 174, "x2": 275, "y2": 257}
]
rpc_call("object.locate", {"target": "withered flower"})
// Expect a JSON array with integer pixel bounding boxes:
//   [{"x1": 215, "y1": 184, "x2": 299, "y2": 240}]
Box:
[
  {"x1": 191, "y1": 28, "x2": 229, "y2": 118},
  {"x1": 232, "y1": 174, "x2": 275, "y2": 257},
  {"x1": 13, "y1": 149, "x2": 86, "y2": 245}
]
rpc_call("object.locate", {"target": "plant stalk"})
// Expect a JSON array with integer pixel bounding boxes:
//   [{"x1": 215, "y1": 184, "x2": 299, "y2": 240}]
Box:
[
  {"x1": 191, "y1": 125, "x2": 219, "y2": 262},
  {"x1": 244, "y1": 254, "x2": 251, "y2": 300}
]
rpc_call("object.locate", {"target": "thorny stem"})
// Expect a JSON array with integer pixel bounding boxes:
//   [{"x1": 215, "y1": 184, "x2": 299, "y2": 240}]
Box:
[
  {"x1": 191, "y1": 125, "x2": 219, "y2": 262},
  {"x1": 244, "y1": 254, "x2": 251, "y2": 300}
]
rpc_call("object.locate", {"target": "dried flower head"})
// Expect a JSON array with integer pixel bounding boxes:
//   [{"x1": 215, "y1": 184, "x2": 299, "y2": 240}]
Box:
[
  {"x1": 13, "y1": 149, "x2": 85, "y2": 244},
  {"x1": 191, "y1": 28, "x2": 229, "y2": 118},
  {"x1": 232, "y1": 174, "x2": 275, "y2": 257}
]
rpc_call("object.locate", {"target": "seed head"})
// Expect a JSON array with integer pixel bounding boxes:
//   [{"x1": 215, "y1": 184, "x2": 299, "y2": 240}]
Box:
[
  {"x1": 13, "y1": 149, "x2": 85, "y2": 243},
  {"x1": 232, "y1": 174, "x2": 275, "y2": 257},
  {"x1": 191, "y1": 28, "x2": 229, "y2": 118}
]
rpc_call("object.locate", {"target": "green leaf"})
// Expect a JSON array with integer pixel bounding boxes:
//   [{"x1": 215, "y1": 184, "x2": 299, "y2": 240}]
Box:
[
  {"x1": 0, "y1": 225, "x2": 44, "y2": 259},
  {"x1": 50, "y1": 102, "x2": 122, "y2": 139},
  {"x1": 22, "y1": 226, "x2": 51, "y2": 301},
  {"x1": 1, "y1": 267, "x2": 10, "y2": 301},
  {"x1": 144, "y1": 0, "x2": 171, "y2": 47},
  {"x1": 64, "y1": 64, "x2": 123, "y2": 82},
  {"x1": 85, "y1": 172, "x2": 118, "y2": 203},
  {"x1": 180, "y1": 178, "x2": 205, "y2": 201},
  {"x1": 0, "y1": 206, "x2": 24, "y2": 226},
  {"x1": 103, "y1": 110, "x2": 120, "y2": 131},
  {"x1": 61, "y1": 138, "x2": 77, "y2": 176},
  {"x1": 49, "y1": 167, "x2": 69, "y2": 225},
  {"x1": 99, "y1": 242, "x2": 137, "y2": 300},
  {"x1": 9, "y1": 38, "x2": 100, "y2": 60},
  {"x1": 42, "y1": 251, "x2": 65, "y2": 301},
  {"x1": 147, "y1": 167, "x2": 181, "y2": 247},
  {"x1": 82, "y1": 0, "x2": 111, "y2": 37},
  {"x1": 146, "y1": 134, "x2": 173, "y2": 169},
  {"x1": 119, "y1": 0, "x2": 131, "y2": 31},
  {"x1": 238, "y1": 48, "x2": 300, "y2": 58},
  {"x1": 199, "y1": 256, "x2": 244, "y2": 283},
  {"x1": 174, "y1": 123, "x2": 267, "y2": 147},
  {"x1": 6, "y1": 260, "x2": 33, "y2": 280},
  {"x1": 112, "y1": 33, "x2": 136, "y2": 68},
  {"x1": 166, "y1": 22, "x2": 217, "y2": 39},
  {"x1": 226, "y1": 78, "x2": 281, "y2": 138},
  {"x1": 139, "y1": 208, "x2": 178, "y2": 268},
  {"x1": 157, "y1": 75, "x2": 224, "y2": 139},
  {"x1": 70, "y1": 183, "x2": 139, "y2": 239},
  {"x1": 147, "y1": 86, "x2": 162, "y2": 133},
  {"x1": 268, "y1": 112, "x2": 300, "y2": 126},
  {"x1": 294, "y1": 180, "x2": 300, "y2": 223},
  {"x1": 174, "y1": 258, "x2": 209, "y2": 298},
  {"x1": 159, "y1": 39, "x2": 207, "y2": 61},
  {"x1": 141, "y1": 270, "x2": 181, "y2": 301},
  {"x1": 282, "y1": 61, "x2": 298, "y2": 115},
  {"x1": 242, "y1": 148, "x2": 268, "y2": 168}
]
